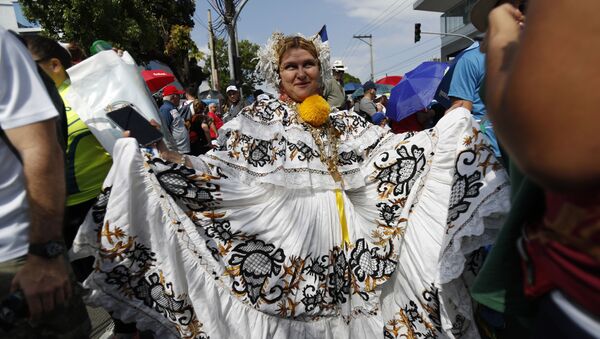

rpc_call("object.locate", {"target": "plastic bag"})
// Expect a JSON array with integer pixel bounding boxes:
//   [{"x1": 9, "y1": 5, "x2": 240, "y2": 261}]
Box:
[{"x1": 65, "y1": 50, "x2": 177, "y2": 155}]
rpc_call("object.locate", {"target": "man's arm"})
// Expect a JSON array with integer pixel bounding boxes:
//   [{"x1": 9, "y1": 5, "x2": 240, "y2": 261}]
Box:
[
  {"x1": 446, "y1": 52, "x2": 479, "y2": 114},
  {"x1": 448, "y1": 98, "x2": 473, "y2": 113},
  {"x1": 5, "y1": 120, "x2": 70, "y2": 319},
  {"x1": 486, "y1": 1, "x2": 600, "y2": 190}
]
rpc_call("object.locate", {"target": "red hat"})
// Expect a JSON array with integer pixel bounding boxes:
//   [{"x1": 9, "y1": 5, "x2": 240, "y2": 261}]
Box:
[{"x1": 163, "y1": 85, "x2": 184, "y2": 96}]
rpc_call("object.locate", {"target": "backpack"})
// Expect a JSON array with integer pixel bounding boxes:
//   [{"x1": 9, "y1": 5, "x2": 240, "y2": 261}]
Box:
[{"x1": 353, "y1": 101, "x2": 374, "y2": 124}]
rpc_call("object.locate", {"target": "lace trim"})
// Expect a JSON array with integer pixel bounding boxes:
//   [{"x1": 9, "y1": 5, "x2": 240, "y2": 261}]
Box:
[
  {"x1": 439, "y1": 181, "x2": 511, "y2": 284},
  {"x1": 200, "y1": 102, "x2": 391, "y2": 189},
  {"x1": 83, "y1": 279, "x2": 180, "y2": 339}
]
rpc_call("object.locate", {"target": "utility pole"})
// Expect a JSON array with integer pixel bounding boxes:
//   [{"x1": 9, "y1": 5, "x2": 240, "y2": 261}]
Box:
[
  {"x1": 353, "y1": 34, "x2": 374, "y2": 82},
  {"x1": 224, "y1": 0, "x2": 238, "y2": 86},
  {"x1": 223, "y1": 0, "x2": 249, "y2": 94},
  {"x1": 207, "y1": 10, "x2": 220, "y2": 92}
]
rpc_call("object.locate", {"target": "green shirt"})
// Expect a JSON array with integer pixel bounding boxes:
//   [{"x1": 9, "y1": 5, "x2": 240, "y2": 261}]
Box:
[{"x1": 59, "y1": 80, "x2": 112, "y2": 206}]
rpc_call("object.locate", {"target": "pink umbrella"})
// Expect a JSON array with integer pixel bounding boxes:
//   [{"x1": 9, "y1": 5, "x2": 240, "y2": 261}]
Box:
[{"x1": 141, "y1": 70, "x2": 175, "y2": 93}]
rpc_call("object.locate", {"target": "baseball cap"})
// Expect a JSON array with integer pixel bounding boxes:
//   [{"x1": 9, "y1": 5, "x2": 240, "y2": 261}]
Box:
[
  {"x1": 226, "y1": 85, "x2": 238, "y2": 93},
  {"x1": 257, "y1": 94, "x2": 270, "y2": 102},
  {"x1": 363, "y1": 81, "x2": 376, "y2": 92},
  {"x1": 372, "y1": 112, "x2": 386, "y2": 125},
  {"x1": 163, "y1": 85, "x2": 184, "y2": 96}
]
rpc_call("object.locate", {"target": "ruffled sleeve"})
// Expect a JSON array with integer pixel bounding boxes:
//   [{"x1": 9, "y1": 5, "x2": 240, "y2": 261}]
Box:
[{"x1": 376, "y1": 107, "x2": 510, "y2": 338}]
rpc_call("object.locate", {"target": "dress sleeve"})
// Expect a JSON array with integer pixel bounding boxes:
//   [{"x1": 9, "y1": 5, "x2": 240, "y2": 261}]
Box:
[{"x1": 375, "y1": 107, "x2": 510, "y2": 338}]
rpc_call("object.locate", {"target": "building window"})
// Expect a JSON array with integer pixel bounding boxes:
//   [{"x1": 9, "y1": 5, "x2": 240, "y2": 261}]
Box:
[
  {"x1": 441, "y1": 0, "x2": 477, "y2": 33},
  {"x1": 12, "y1": 2, "x2": 40, "y2": 29}
]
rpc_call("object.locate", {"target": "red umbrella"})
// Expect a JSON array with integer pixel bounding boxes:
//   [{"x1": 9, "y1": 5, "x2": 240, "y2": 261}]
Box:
[
  {"x1": 376, "y1": 75, "x2": 403, "y2": 86},
  {"x1": 141, "y1": 70, "x2": 175, "y2": 93}
]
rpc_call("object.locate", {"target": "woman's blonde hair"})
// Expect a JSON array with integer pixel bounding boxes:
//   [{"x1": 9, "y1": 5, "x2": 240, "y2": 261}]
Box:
[{"x1": 276, "y1": 36, "x2": 320, "y2": 70}]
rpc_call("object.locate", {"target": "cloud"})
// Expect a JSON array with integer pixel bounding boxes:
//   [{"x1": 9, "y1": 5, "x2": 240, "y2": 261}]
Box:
[{"x1": 325, "y1": 0, "x2": 442, "y2": 81}]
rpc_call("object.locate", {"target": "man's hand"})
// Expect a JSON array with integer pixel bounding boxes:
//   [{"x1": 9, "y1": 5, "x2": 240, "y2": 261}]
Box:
[
  {"x1": 485, "y1": 3, "x2": 526, "y2": 53},
  {"x1": 10, "y1": 255, "x2": 71, "y2": 320}
]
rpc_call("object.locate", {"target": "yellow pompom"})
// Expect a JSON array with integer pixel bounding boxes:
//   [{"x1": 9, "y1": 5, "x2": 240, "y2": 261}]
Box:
[{"x1": 297, "y1": 95, "x2": 331, "y2": 127}]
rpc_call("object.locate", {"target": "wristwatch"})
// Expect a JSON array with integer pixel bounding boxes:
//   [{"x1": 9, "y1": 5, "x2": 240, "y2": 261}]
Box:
[{"x1": 28, "y1": 240, "x2": 67, "y2": 259}]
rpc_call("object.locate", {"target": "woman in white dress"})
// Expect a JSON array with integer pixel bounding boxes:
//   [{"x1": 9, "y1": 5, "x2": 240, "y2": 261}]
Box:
[{"x1": 73, "y1": 33, "x2": 510, "y2": 339}]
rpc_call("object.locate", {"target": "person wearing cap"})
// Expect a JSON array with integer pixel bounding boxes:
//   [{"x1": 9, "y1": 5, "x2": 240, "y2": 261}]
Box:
[
  {"x1": 331, "y1": 60, "x2": 346, "y2": 88},
  {"x1": 160, "y1": 85, "x2": 190, "y2": 154},
  {"x1": 0, "y1": 27, "x2": 92, "y2": 338},
  {"x1": 354, "y1": 80, "x2": 379, "y2": 123},
  {"x1": 25, "y1": 34, "x2": 112, "y2": 260},
  {"x1": 222, "y1": 85, "x2": 245, "y2": 123},
  {"x1": 446, "y1": 1, "x2": 504, "y2": 159},
  {"x1": 471, "y1": 1, "x2": 600, "y2": 338},
  {"x1": 371, "y1": 112, "x2": 388, "y2": 127},
  {"x1": 375, "y1": 94, "x2": 388, "y2": 113},
  {"x1": 322, "y1": 60, "x2": 346, "y2": 109}
]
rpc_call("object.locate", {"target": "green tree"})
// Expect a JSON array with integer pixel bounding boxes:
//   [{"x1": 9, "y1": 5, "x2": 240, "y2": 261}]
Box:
[
  {"x1": 20, "y1": 0, "x2": 206, "y2": 85},
  {"x1": 343, "y1": 73, "x2": 362, "y2": 84},
  {"x1": 204, "y1": 37, "x2": 263, "y2": 97}
]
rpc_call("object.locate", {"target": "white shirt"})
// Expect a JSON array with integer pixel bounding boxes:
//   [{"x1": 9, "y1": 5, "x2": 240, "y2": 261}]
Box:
[{"x1": 0, "y1": 27, "x2": 59, "y2": 262}]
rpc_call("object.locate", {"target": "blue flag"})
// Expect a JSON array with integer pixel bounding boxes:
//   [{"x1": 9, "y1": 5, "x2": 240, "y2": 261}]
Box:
[{"x1": 318, "y1": 25, "x2": 328, "y2": 43}]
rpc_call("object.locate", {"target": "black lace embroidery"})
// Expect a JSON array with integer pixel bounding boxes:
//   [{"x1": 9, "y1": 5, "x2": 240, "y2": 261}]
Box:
[
  {"x1": 148, "y1": 158, "x2": 221, "y2": 212},
  {"x1": 447, "y1": 149, "x2": 484, "y2": 222},
  {"x1": 92, "y1": 186, "x2": 112, "y2": 225},
  {"x1": 374, "y1": 145, "x2": 426, "y2": 196},
  {"x1": 100, "y1": 240, "x2": 209, "y2": 338},
  {"x1": 228, "y1": 239, "x2": 286, "y2": 304}
]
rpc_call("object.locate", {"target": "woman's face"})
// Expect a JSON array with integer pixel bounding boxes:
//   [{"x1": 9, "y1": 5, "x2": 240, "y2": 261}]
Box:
[
  {"x1": 279, "y1": 48, "x2": 321, "y2": 103},
  {"x1": 209, "y1": 104, "x2": 217, "y2": 112}
]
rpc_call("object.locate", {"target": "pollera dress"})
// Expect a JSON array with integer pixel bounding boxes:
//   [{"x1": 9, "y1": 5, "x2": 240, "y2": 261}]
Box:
[{"x1": 72, "y1": 99, "x2": 510, "y2": 339}]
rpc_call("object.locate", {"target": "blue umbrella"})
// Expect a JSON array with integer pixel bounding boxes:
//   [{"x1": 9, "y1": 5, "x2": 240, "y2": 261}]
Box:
[
  {"x1": 434, "y1": 42, "x2": 479, "y2": 108},
  {"x1": 387, "y1": 61, "x2": 448, "y2": 122},
  {"x1": 344, "y1": 82, "x2": 362, "y2": 93}
]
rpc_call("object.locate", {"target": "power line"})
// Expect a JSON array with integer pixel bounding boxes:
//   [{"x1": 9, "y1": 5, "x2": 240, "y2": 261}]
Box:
[
  {"x1": 342, "y1": 0, "x2": 413, "y2": 61},
  {"x1": 354, "y1": 0, "x2": 408, "y2": 35},
  {"x1": 358, "y1": 0, "x2": 412, "y2": 35},
  {"x1": 375, "y1": 37, "x2": 437, "y2": 62},
  {"x1": 341, "y1": 0, "x2": 408, "y2": 60},
  {"x1": 375, "y1": 44, "x2": 441, "y2": 76},
  {"x1": 193, "y1": 14, "x2": 209, "y2": 31}
]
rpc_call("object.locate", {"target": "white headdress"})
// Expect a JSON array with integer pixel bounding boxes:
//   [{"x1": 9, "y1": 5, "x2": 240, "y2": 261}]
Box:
[{"x1": 256, "y1": 32, "x2": 332, "y2": 89}]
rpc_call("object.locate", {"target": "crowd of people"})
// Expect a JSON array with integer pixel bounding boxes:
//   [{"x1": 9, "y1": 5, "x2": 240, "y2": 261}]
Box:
[{"x1": 0, "y1": 0, "x2": 598, "y2": 338}]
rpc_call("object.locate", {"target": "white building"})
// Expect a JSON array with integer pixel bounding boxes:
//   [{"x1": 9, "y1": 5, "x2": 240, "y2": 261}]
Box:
[
  {"x1": 0, "y1": 0, "x2": 41, "y2": 34},
  {"x1": 414, "y1": 0, "x2": 480, "y2": 60}
]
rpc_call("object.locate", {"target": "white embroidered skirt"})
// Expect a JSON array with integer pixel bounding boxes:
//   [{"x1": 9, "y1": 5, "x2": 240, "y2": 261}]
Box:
[{"x1": 73, "y1": 105, "x2": 509, "y2": 339}]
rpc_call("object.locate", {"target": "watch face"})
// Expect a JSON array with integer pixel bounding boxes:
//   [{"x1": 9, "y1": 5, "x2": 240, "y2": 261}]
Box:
[{"x1": 46, "y1": 242, "x2": 66, "y2": 257}]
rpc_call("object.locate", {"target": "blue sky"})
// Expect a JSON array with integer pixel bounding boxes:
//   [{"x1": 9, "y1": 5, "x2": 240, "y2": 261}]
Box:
[{"x1": 191, "y1": 0, "x2": 442, "y2": 85}]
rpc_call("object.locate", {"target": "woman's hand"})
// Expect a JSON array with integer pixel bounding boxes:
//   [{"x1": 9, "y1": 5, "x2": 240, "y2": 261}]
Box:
[{"x1": 122, "y1": 118, "x2": 170, "y2": 156}]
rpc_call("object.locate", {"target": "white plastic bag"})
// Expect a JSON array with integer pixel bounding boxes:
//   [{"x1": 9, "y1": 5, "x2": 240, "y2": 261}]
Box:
[{"x1": 65, "y1": 50, "x2": 177, "y2": 154}]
